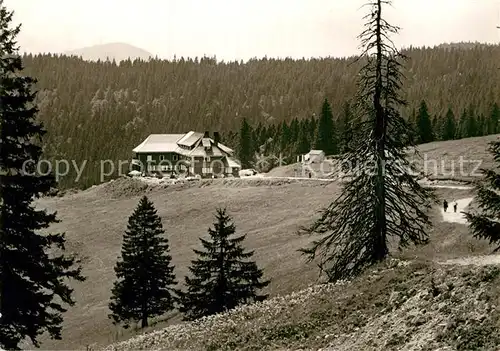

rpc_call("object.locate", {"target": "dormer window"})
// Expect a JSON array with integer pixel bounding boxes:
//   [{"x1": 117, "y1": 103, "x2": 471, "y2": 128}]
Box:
[{"x1": 201, "y1": 138, "x2": 211, "y2": 150}]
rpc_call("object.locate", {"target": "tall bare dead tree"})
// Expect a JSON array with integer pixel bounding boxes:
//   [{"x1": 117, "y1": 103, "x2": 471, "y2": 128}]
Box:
[{"x1": 299, "y1": 0, "x2": 436, "y2": 281}]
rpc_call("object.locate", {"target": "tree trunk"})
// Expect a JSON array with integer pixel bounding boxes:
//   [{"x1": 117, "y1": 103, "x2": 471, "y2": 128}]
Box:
[
  {"x1": 373, "y1": 0, "x2": 389, "y2": 261},
  {"x1": 141, "y1": 312, "x2": 148, "y2": 328}
]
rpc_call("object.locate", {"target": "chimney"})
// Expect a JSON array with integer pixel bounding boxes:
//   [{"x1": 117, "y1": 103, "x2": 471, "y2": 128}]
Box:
[
  {"x1": 203, "y1": 131, "x2": 210, "y2": 138},
  {"x1": 213, "y1": 132, "x2": 220, "y2": 146}
]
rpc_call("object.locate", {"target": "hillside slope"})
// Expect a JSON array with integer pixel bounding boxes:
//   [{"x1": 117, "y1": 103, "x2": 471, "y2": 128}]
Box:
[
  {"x1": 35, "y1": 178, "x2": 339, "y2": 349},
  {"x1": 32, "y1": 136, "x2": 500, "y2": 349},
  {"x1": 104, "y1": 260, "x2": 500, "y2": 351},
  {"x1": 266, "y1": 134, "x2": 499, "y2": 181},
  {"x1": 34, "y1": 182, "x2": 489, "y2": 349}
]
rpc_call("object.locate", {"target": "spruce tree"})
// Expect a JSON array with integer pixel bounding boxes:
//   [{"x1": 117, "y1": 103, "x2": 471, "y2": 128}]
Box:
[
  {"x1": 178, "y1": 208, "x2": 269, "y2": 321},
  {"x1": 238, "y1": 117, "x2": 254, "y2": 169},
  {"x1": 109, "y1": 196, "x2": 177, "y2": 329},
  {"x1": 442, "y1": 107, "x2": 456, "y2": 141},
  {"x1": 314, "y1": 99, "x2": 337, "y2": 155},
  {"x1": 431, "y1": 115, "x2": 438, "y2": 139},
  {"x1": 407, "y1": 107, "x2": 418, "y2": 144},
  {"x1": 290, "y1": 118, "x2": 300, "y2": 142},
  {"x1": 416, "y1": 100, "x2": 434, "y2": 143},
  {"x1": 279, "y1": 121, "x2": 291, "y2": 154},
  {"x1": 477, "y1": 113, "x2": 486, "y2": 137},
  {"x1": 489, "y1": 102, "x2": 500, "y2": 135},
  {"x1": 339, "y1": 101, "x2": 354, "y2": 154},
  {"x1": 252, "y1": 123, "x2": 262, "y2": 154},
  {"x1": 299, "y1": 0, "x2": 435, "y2": 281},
  {"x1": 309, "y1": 115, "x2": 317, "y2": 142},
  {"x1": 466, "y1": 106, "x2": 478, "y2": 137},
  {"x1": 295, "y1": 123, "x2": 311, "y2": 156},
  {"x1": 463, "y1": 140, "x2": 500, "y2": 250},
  {"x1": 457, "y1": 108, "x2": 468, "y2": 139},
  {"x1": 259, "y1": 125, "x2": 269, "y2": 147},
  {"x1": 0, "y1": 3, "x2": 85, "y2": 348}
]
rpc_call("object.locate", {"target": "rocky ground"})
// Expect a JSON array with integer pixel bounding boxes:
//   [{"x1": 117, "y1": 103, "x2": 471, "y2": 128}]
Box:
[{"x1": 102, "y1": 259, "x2": 500, "y2": 351}]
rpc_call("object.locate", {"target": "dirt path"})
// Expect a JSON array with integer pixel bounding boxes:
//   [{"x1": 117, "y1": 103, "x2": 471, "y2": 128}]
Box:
[
  {"x1": 243, "y1": 175, "x2": 475, "y2": 190},
  {"x1": 437, "y1": 196, "x2": 500, "y2": 266},
  {"x1": 242, "y1": 176, "x2": 499, "y2": 267},
  {"x1": 441, "y1": 197, "x2": 474, "y2": 224},
  {"x1": 255, "y1": 179, "x2": 499, "y2": 268},
  {"x1": 100, "y1": 177, "x2": 500, "y2": 268},
  {"x1": 438, "y1": 255, "x2": 500, "y2": 266}
]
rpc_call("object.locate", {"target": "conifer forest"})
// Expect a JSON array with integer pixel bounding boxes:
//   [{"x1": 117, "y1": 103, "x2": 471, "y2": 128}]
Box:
[{"x1": 22, "y1": 44, "x2": 500, "y2": 188}]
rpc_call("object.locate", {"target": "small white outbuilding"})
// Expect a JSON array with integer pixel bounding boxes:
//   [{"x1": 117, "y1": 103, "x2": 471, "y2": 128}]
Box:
[{"x1": 304, "y1": 149, "x2": 325, "y2": 163}]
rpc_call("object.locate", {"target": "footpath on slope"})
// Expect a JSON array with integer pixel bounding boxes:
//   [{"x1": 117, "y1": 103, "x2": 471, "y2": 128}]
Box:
[
  {"x1": 245, "y1": 174, "x2": 475, "y2": 190},
  {"x1": 440, "y1": 197, "x2": 474, "y2": 225},
  {"x1": 438, "y1": 196, "x2": 500, "y2": 267},
  {"x1": 93, "y1": 177, "x2": 500, "y2": 268}
]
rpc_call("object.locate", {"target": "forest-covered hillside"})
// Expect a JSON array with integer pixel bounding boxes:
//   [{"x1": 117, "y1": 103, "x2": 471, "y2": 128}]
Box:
[{"x1": 22, "y1": 43, "x2": 500, "y2": 188}]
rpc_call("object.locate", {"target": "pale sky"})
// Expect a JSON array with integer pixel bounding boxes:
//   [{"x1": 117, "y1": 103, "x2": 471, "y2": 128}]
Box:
[{"x1": 5, "y1": 0, "x2": 500, "y2": 61}]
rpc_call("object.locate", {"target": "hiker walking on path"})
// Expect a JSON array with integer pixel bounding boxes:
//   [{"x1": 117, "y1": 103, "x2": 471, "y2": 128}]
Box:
[
  {"x1": 453, "y1": 201, "x2": 458, "y2": 213},
  {"x1": 443, "y1": 199, "x2": 448, "y2": 212}
]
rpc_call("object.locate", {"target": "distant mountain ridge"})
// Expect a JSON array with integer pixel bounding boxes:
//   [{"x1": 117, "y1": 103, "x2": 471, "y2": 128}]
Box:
[
  {"x1": 62, "y1": 41, "x2": 489, "y2": 64},
  {"x1": 64, "y1": 42, "x2": 154, "y2": 62},
  {"x1": 435, "y1": 41, "x2": 492, "y2": 50}
]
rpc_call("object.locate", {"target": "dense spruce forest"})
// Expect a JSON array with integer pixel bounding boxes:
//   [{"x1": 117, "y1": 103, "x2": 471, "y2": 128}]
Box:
[{"x1": 23, "y1": 43, "x2": 500, "y2": 189}]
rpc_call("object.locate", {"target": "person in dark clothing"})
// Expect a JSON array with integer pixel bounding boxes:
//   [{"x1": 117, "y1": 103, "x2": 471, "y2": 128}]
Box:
[
  {"x1": 453, "y1": 201, "x2": 457, "y2": 212},
  {"x1": 443, "y1": 199, "x2": 448, "y2": 212}
]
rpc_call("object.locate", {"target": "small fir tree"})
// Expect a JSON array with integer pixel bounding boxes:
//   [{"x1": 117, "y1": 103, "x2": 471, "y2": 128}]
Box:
[
  {"x1": 279, "y1": 121, "x2": 291, "y2": 153},
  {"x1": 109, "y1": 196, "x2": 177, "y2": 329},
  {"x1": 466, "y1": 106, "x2": 478, "y2": 138},
  {"x1": 477, "y1": 113, "x2": 487, "y2": 137},
  {"x1": 416, "y1": 100, "x2": 434, "y2": 143},
  {"x1": 314, "y1": 98, "x2": 337, "y2": 155},
  {"x1": 238, "y1": 117, "x2": 254, "y2": 168},
  {"x1": 295, "y1": 122, "x2": 311, "y2": 156},
  {"x1": 442, "y1": 107, "x2": 456, "y2": 141},
  {"x1": 463, "y1": 140, "x2": 500, "y2": 250},
  {"x1": 407, "y1": 107, "x2": 418, "y2": 144},
  {"x1": 309, "y1": 115, "x2": 318, "y2": 142},
  {"x1": 339, "y1": 101, "x2": 354, "y2": 154},
  {"x1": 178, "y1": 208, "x2": 269, "y2": 321},
  {"x1": 290, "y1": 118, "x2": 300, "y2": 142},
  {"x1": 489, "y1": 102, "x2": 500, "y2": 135},
  {"x1": 431, "y1": 115, "x2": 442, "y2": 141},
  {"x1": 457, "y1": 108, "x2": 468, "y2": 139},
  {"x1": 252, "y1": 123, "x2": 262, "y2": 154}
]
